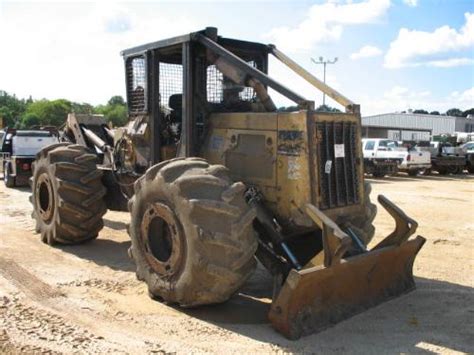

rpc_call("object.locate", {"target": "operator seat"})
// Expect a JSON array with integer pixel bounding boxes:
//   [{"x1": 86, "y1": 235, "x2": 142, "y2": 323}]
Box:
[{"x1": 168, "y1": 94, "x2": 182, "y2": 125}]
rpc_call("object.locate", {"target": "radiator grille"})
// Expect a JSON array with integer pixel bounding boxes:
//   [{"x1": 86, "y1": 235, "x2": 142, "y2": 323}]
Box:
[{"x1": 316, "y1": 121, "x2": 359, "y2": 209}]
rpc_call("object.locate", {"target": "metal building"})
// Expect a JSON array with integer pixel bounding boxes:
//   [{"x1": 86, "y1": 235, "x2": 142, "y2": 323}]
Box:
[{"x1": 362, "y1": 112, "x2": 474, "y2": 141}]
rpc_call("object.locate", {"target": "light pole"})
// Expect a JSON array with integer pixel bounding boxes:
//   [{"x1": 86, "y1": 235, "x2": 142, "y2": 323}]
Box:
[{"x1": 311, "y1": 56, "x2": 338, "y2": 106}]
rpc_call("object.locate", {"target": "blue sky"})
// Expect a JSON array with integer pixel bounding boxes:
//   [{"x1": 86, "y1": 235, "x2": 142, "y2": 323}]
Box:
[{"x1": 0, "y1": 0, "x2": 472, "y2": 115}]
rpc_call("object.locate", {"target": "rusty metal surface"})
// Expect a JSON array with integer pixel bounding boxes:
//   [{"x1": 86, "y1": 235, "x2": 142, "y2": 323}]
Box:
[
  {"x1": 374, "y1": 195, "x2": 418, "y2": 249},
  {"x1": 269, "y1": 235, "x2": 425, "y2": 339},
  {"x1": 269, "y1": 197, "x2": 425, "y2": 339},
  {"x1": 140, "y1": 202, "x2": 185, "y2": 278}
]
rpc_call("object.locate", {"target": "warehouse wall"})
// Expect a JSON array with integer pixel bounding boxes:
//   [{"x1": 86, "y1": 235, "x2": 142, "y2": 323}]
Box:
[{"x1": 362, "y1": 113, "x2": 456, "y2": 135}]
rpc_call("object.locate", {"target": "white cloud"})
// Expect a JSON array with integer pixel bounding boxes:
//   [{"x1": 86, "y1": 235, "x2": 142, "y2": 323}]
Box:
[
  {"x1": 426, "y1": 58, "x2": 474, "y2": 68},
  {"x1": 450, "y1": 87, "x2": 474, "y2": 107},
  {"x1": 266, "y1": 0, "x2": 391, "y2": 52},
  {"x1": 385, "y1": 12, "x2": 474, "y2": 68},
  {"x1": 0, "y1": 3, "x2": 199, "y2": 105},
  {"x1": 403, "y1": 0, "x2": 418, "y2": 7},
  {"x1": 350, "y1": 45, "x2": 383, "y2": 59}
]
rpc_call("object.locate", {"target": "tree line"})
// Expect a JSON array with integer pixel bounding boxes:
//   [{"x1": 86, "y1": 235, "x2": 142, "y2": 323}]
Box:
[
  {"x1": 409, "y1": 108, "x2": 474, "y2": 117},
  {"x1": 0, "y1": 90, "x2": 127, "y2": 129},
  {"x1": 1, "y1": 90, "x2": 473, "y2": 130},
  {"x1": 278, "y1": 105, "x2": 474, "y2": 117}
]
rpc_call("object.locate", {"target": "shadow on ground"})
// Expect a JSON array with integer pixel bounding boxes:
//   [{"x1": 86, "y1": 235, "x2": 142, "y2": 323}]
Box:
[
  {"x1": 52, "y1": 232, "x2": 474, "y2": 353},
  {"x1": 185, "y1": 275, "x2": 474, "y2": 353},
  {"x1": 368, "y1": 173, "x2": 474, "y2": 184},
  {"x1": 103, "y1": 218, "x2": 128, "y2": 231},
  {"x1": 57, "y1": 238, "x2": 134, "y2": 273}
]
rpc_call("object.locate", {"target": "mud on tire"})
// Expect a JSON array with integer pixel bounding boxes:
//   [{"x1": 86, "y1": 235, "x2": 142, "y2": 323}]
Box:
[
  {"x1": 30, "y1": 143, "x2": 107, "y2": 245},
  {"x1": 128, "y1": 158, "x2": 258, "y2": 306},
  {"x1": 340, "y1": 181, "x2": 377, "y2": 246}
]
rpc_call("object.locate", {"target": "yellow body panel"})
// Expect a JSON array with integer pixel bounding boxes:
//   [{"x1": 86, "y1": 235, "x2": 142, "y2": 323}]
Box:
[{"x1": 201, "y1": 110, "x2": 365, "y2": 230}]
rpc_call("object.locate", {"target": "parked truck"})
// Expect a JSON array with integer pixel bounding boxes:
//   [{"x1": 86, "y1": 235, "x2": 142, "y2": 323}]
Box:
[
  {"x1": 362, "y1": 138, "x2": 402, "y2": 177},
  {"x1": 0, "y1": 128, "x2": 59, "y2": 187},
  {"x1": 397, "y1": 145, "x2": 431, "y2": 176},
  {"x1": 418, "y1": 141, "x2": 466, "y2": 175},
  {"x1": 461, "y1": 141, "x2": 474, "y2": 173}
]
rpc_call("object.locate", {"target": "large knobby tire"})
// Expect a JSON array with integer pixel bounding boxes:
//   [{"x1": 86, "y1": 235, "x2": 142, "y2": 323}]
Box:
[
  {"x1": 30, "y1": 143, "x2": 107, "y2": 245},
  {"x1": 340, "y1": 181, "x2": 377, "y2": 246},
  {"x1": 128, "y1": 158, "x2": 258, "y2": 307}
]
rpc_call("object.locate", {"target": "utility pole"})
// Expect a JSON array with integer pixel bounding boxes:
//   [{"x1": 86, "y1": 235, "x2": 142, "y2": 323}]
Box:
[{"x1": 311, "y1": 56, "x2": 338, "y2": 106}]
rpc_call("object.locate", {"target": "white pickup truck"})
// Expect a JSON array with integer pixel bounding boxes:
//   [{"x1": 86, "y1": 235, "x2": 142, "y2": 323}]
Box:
[
  {"x1": 398, "y1": 145, "x2": 432, "y2": 176},
  {"x1": 362, "y1": 139, "x2": 431, "y2": 177}
]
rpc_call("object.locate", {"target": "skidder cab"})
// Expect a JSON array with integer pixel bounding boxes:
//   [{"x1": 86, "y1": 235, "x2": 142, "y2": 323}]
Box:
[{"x1": 31, "y1": 27, "x2": 425, "y2": 339}]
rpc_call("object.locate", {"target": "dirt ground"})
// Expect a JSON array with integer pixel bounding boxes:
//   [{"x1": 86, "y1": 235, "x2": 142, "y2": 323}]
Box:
[{"x1": 0, "y1": 173, "x2": 473, "y2": 354}]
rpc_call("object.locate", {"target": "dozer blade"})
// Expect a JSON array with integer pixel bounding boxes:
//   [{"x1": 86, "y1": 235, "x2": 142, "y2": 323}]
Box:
[{"x1": 268, "y1": 195, "x2": 426, "y2": 340}]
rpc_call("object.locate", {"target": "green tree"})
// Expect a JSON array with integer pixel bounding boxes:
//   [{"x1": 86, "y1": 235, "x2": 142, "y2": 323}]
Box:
[
  {"x1": 462, "y1": 108, "x2": 474, "y2": 117},
  {"x1": 94, "y1": 96, "x2": 128, "y2": 127},
  {"x1": 446, "y1": 108, "x2": 463, "y2": 117},
  {"x1": 430, "y1": 111, "x2": 440, "y2": 115},
  {"x1": 105, "y1": 105, "x2": 127, "y2": 126},
  {"x1": 277, "y1": 106, "x2": 299, "y2": 112},
  {"x1": 20, "y1": 113, "x2": 40, "y2": 128},
  {"x1": 108, "y1": 95, "x2": 126, "y2": 106},
  {"x1": 315, "y1": 104, "x2": 341, "y2": 113},
  {"x1": 71, "y1": 102, "x2": 94, "y2": 114},
  {"x1": 24, "y1": 99, "x2": 71, "y2": 127},
  {"x1": 413, "y1": 109, "x2": 429, "y2": 114},
  {"x1": 0, "y1": 90, "x2": 27, "y2": 127}
]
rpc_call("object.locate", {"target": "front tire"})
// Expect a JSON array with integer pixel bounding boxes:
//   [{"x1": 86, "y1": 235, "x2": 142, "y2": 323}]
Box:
[
  {"x1": 30, "y1": 143, "x2": 107, "y2": 245},
  {"x1": 128, "y1": 158, "x2": 257, "y2": 306}
]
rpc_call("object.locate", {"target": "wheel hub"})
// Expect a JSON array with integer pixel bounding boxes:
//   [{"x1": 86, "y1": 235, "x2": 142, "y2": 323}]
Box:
[
  {"x1": 36, "y1": 173, "x2": 55, "y2": 223},
  {"x1": 140, "y1": 203, "x2": 184, "y2": 278}
]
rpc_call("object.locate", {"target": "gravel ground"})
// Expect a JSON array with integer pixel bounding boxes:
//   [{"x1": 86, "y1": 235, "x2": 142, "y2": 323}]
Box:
[{"x1": 0, "y1": 173, "x2": 473, "y2": 354}]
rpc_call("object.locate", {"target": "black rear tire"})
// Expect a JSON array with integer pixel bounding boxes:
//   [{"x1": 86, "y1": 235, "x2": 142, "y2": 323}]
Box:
[
  {"x1": 128, "y1": 158, "x2": 257, "y2": 306},
  {"x1": 4, "y1": 163, "x2": 15, "y2": 188},
  {"x1": 408, "y1": 169, "x2": 419, "y2": 177},
  {"x1": 30, "y1": 143, "x2": 107, "y2": 245},
  {"x1": 437, "y1": 167, "x2": 448, "y2": 175}
]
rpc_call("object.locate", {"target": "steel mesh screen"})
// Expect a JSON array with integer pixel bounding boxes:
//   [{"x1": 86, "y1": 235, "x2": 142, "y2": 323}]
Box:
[
  {"x1": 126, "y1": 57, "x2": 146, "y2": 113},
  {"x1": 159, "y1": 63, "x2": 183, "y2": 115},
  {"x1": 206, "y1": 61, "x2": 257, "y2": 104},
  {"x1": 206, "y1": 65, "x2": 223, "y2": 103}
]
